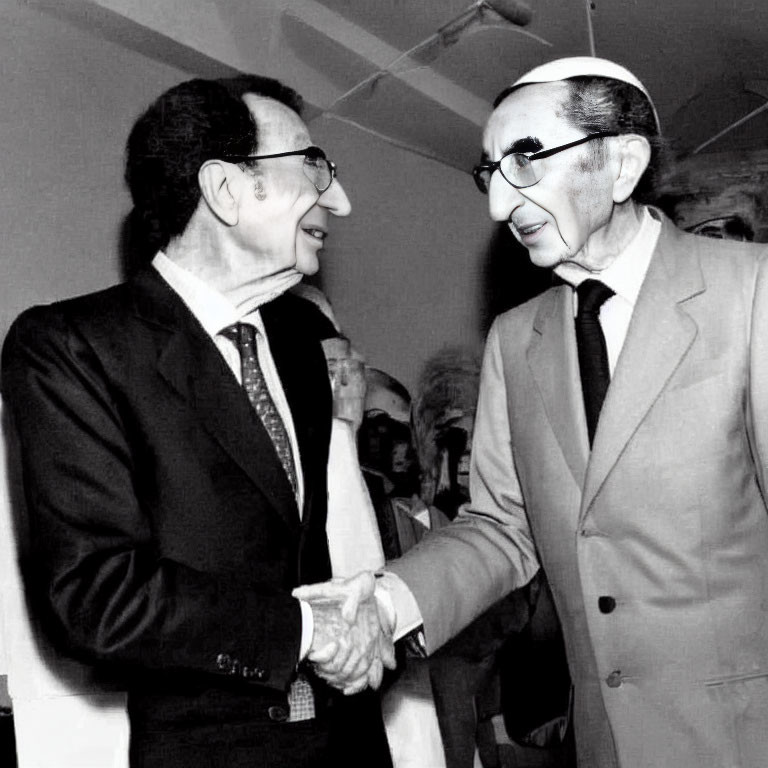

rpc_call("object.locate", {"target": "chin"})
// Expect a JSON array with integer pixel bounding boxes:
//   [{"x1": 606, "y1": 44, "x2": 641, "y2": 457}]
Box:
[
  {"x1": 295, "y1": 252, "x2": 320, "y2": 276},
  {"x1": 527, "y1": 248, "x2": 563, "y2": 270}
]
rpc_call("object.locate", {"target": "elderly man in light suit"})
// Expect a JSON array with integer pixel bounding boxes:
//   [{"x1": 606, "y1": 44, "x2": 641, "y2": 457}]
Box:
[{"x1": 298, "y1": 57, "x2": 768, "y2": 768}]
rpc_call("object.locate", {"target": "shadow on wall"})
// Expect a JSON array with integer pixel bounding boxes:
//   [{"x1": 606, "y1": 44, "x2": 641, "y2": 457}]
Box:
[{"x1": 478, "y1": 224, "x2": 553, "y2": 335}]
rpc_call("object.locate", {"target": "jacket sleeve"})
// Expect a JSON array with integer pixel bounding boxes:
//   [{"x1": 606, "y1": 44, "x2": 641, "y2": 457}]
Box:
[
  {"x1": 1, "y1": 307, "x2": 301, "y2": 692},
  {"x1": 748, "y1": 252, "x2": 768, "y2": 509},
  {"x1": 388, "y1": 320, "x2": 540, "y2": 653}
]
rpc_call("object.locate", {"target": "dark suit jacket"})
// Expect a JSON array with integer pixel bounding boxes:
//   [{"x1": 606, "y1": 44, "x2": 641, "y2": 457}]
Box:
[{"x1": 1, "y1": 268, "x2": 390, "y2": 768}]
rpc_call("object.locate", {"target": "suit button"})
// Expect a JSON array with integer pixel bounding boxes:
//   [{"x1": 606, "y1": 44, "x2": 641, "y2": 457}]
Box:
[
  {"x1": 598, "y1": 596, "x2": 617, "y2": 614},
  {"x1": 605, "y1": 670, "x2": 622, "y2": 688},
  {"x1": 216, "y1": 653, "x2": 231, "y2": 671},
  {"x1": 268, "y1": 705, "x2": 288, "y2": 722}
]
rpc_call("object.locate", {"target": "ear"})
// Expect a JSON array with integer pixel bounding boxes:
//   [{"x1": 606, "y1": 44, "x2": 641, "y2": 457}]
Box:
[
  {"x1": 198, "y1": 160, "x2": 239, "y2": 226},
  {"x1": 612, "y1": 135, "x2": 651, "y2": 204}
]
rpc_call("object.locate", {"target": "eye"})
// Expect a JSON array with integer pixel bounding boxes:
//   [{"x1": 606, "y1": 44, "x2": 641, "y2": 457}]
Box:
[
  {"x1": 512, "y1": 154, "x2": 531, "y2": 170},
  {"x1": 303, "y1": 147, "x2": 326, "y2": 167}
]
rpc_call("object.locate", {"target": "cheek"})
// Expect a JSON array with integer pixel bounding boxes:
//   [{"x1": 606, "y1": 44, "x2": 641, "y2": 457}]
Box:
[{"x1": 557, "y1": 175, "x2": 608, "y2": 244}]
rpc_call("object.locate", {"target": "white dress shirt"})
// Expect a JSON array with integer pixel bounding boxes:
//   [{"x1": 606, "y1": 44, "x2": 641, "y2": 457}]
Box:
[
  {"x1": 555, "y1": 206, "x2": 661, "y2": 374},
  {"x1": 152, "y1": 252, "x2": 305, "y2": 508}
]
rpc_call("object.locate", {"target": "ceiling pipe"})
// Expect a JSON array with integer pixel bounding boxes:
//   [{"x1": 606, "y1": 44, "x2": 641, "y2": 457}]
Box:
[
  {"x1": 691, "y1": 80, "x2": 768, "y2": 155},
  {"x1": 316, "y1": 0, "x2": 533, "y2": 119}
]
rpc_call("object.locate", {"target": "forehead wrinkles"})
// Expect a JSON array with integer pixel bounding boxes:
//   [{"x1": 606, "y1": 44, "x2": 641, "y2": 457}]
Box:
[{"x1": 484, "y1": 81, "x2": 574, "y2": 155}]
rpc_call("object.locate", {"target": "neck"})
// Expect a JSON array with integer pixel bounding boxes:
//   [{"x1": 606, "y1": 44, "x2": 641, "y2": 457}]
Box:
[
  {"x1": 165, "y1": 219, "x2": 301, "y2": 314},
  {"x1": 558, "y1": 199, "x2": 645, "y2": 279}
]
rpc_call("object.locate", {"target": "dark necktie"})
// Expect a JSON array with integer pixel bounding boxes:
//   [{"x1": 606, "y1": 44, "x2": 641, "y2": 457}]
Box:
[
  {"x1": 221, "y1": 323, "x2": 298, "y2": 497},
  {"x1": 575, "y1": 280, "x2": 615, "y2": 446}
]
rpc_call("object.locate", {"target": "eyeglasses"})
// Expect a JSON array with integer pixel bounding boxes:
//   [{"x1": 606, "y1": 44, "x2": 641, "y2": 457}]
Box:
[
  {"x1": 472, "y1": 131, "x2": 618, "y2": 194},
  {"x1": 222, "y1": 146, "x2": 338, "y2": 193}
]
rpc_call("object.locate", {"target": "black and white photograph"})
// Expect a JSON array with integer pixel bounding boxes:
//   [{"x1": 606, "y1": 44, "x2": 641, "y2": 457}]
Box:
[{"x1": 2, "y1": 2, "x2": 768, "y2": 767}]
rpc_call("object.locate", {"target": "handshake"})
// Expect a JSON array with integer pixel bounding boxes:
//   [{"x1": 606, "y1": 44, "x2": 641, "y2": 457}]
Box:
[{"x1": 293, "y1": 571, "x2": 397, "y2": 695}]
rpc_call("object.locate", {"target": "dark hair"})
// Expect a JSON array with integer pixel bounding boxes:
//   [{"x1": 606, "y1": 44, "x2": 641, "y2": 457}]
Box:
[
  {"x1": 494, "y1": 75, "x2": 665, "y2": 204},
  {"x1": 217, "y1": 74, "x2": 303, "y2": 113},
  {"x1": 125, "y1": 75, "x2": 303, "y2": 252}
]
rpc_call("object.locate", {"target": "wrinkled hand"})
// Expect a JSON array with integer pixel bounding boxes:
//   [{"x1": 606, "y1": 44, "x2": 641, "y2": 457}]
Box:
[{"x1": 293, "y1": 571, "x2": 396, "y2": 695}]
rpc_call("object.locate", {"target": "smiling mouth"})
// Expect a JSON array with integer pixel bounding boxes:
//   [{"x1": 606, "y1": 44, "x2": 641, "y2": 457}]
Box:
[
  {"x1": 301, "y1": 227, "x2": 327, "y2": 242},
  {"x1": 514, "y1": 222, "x2": 545, "y2": 237}
]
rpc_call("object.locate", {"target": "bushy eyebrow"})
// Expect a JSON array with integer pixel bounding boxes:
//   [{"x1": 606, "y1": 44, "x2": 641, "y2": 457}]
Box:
[{"x1": 501, "y1": 135, "x2": 543, "y2": 155}]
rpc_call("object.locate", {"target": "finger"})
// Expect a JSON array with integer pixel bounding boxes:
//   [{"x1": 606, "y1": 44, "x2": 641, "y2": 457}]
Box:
[
  {"x1": 313, "y1": 663, "x2": 365, "y2": 690},
  {"x1": 313, "y1": 668, "x2": 348, "y2": 688},
  {"x1": 321, "y1": 642, "x2": 354, "y2": 675},
  {"x1": 292, "y1": 579, "x2": 345, "y2": 601},
  {"x1": 339, "y1": 572, "x2": 376, "y2": 623},
  {"x1": 306, "y1": 641, "x2": 337, "y2": 665},
  {"x1": 342, "y1": 674, "x2": 370, "y2": 696},
  {"x1": 339, "y1": 647, "x2": 374, "y2": 682},
  {"x1": 380, "y1": 636, "x2": 397, "y2": 670},
  {"x1": 366, "y1": 657, "x2": 384, "y2": 690},
  {"x1": 325, "y1": 630, "x2": 372, "y2": 680}
]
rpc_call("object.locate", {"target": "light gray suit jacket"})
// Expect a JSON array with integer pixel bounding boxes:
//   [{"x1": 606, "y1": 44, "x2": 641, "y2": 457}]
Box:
[{"x1": 390, "y1": 211, "x2": 768, "y2": 768}]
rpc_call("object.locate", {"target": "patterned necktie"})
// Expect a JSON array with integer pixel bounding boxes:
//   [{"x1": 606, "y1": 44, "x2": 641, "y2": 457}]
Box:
[
  {"x1": 575, "y1": 280, "x2": 615, "y2": 446},
  {"x1": 222, "y1": 323, "x2": 313, "y2": 720},
  {"x1": 221, "y1": 323, "x2": 298, "y2": 496}
]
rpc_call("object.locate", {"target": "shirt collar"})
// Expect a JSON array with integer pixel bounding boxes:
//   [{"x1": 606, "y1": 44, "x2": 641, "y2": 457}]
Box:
[
  {"x1": 152, "y1": 251, "x2": 260, "y2": 337},
  {"x1": 555, "y1": 206, "x2": 661, "y2": 307}
]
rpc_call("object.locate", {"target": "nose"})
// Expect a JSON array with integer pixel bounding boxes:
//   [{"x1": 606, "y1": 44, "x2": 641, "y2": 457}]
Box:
[
  {"x1": 318, "y1": 177, "x2": 351, "y2": 217},
  {"x1": 488, "y1": 172, "x2": 524, "y2": 223}
]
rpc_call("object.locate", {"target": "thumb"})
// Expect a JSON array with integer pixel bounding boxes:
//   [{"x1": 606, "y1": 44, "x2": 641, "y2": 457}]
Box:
[
  {"x1": 292, "y1": 577, "x2": 346, "y2": 601},
  {"x1": 340, "y1": 571, "x2": 376, "y2": 623}
]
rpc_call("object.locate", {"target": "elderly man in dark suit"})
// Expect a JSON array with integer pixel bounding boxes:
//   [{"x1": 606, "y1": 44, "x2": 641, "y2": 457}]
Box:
[{"x1": 2, "y1": 74, "x2": 393, "y2": 768}]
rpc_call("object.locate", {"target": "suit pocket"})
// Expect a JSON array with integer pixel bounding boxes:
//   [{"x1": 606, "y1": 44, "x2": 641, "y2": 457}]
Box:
[
  {"x1": 666, "y1": 367, "x2": 728, "y2": 396},
  {"x1": 701, "y1": 671, "x2": 768, "y2": 765},
  {"x1": 703, "y1": 670, "x2": 768, "y2": 687}
]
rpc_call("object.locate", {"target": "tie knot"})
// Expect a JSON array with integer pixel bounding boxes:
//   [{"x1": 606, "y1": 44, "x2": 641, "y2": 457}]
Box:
[
  {"x1": 221, "y1": 322, "x2": 257, "y2": 351},
  {"x1": 577, "y1": 279, "x2": 614, "y2": 316}
]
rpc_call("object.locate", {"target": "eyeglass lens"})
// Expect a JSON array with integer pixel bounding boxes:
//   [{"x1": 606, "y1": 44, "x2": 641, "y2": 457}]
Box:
[
  {"x1": 303, "y1": 150, "x2": 333, "y2": 192},
  {"x1": 501, "y1": 154, "x2": 537, "y2": 189},
  {"x1": 474, "y1": 154, "x2": 536, "y2": 194}
]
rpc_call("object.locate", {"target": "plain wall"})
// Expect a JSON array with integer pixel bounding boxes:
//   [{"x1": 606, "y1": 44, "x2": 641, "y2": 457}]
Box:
[
  {"x1": 309, "y1": 115, "x2": 496, "y2": 392},
  {"x1": 0, "y1": 3, "x2": 505, "y2": 398},
  {"x1": 0, "y1": 2, "x2": 193, "y2": 336}
]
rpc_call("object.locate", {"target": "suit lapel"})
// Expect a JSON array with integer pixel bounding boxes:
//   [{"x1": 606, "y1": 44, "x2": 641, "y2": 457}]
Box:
[
  {"x1": 581, "y1": 220, "x2": 705, "y2": 516},
  {"x1": 261, "y1": 296, "x2": 332, "y2": 521},
  {"x1": 130, "y1": 271, "x2": 300, "y2": 534},
  {"x1": 527, "y1": 284, "x2": 589, "y2": 488}
]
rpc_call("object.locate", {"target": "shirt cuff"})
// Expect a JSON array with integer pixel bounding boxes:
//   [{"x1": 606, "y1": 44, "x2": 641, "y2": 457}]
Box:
[
  {"x1": 375, "y1": 571, "x2": 423, "y2": 642},
  {"x1": 298, "y1": 598, "x2": 313, "y2": 661}
]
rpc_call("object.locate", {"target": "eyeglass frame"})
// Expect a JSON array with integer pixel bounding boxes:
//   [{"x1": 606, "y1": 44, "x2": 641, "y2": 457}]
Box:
[
  {"x1": 221, "y1": 145, "x2": 338, "y2": 193},
  {"x1": 472, "y1": 131, "x2": 619, "y2": 194}
]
